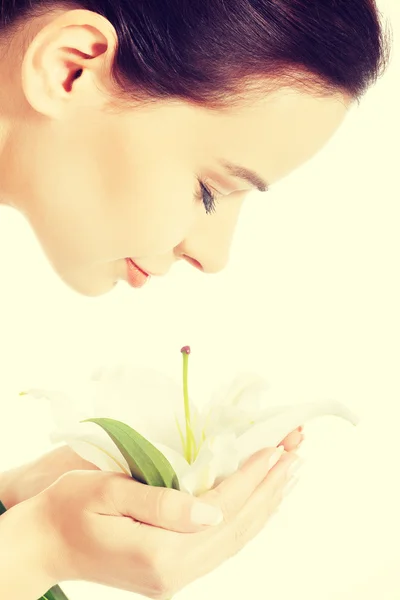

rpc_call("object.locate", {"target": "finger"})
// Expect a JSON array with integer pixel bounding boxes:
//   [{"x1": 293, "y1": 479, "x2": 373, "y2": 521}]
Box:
[
  {"x1": 198, "y1": 445, "x2": 285, "y2": 524},
  {"x1": 231, "y1": 451, "x2": 301, "y2": 547},
  {"x1": 241, "y1": 451, "x2": 300, "y2": 517},
  {"x1": 280, "y1": 429, "x2": 303, "y2": 451},
  {"x1": 184, "y1": 452, "x2": 299, "y2": 581},
  {"x1": 100, "y1": 472, "x2": 226, "y2": 533}
]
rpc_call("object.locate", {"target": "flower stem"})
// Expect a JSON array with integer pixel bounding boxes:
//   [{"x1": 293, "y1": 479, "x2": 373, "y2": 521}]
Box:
[
  {"x1": 0, "y1": 499, "x2": 70, "y2": 600},
  {"x1": 181, "y1": 346, "x2": 193, "y2": 463}
]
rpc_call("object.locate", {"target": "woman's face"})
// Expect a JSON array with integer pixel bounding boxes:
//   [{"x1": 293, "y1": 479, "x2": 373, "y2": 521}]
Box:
[{"x1": 1, "y1": 11, "x2": 350, "y2": 296}]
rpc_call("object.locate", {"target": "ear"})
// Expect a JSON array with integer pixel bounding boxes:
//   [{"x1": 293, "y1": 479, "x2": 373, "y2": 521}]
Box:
[{"x1": 21, "y1": 9, "x2": 118, "y2": 118}]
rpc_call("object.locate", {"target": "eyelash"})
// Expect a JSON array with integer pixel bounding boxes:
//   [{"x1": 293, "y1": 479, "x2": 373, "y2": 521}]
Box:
[{"x1": 196, "y1": 179, "x2": 217, "y2": 215}]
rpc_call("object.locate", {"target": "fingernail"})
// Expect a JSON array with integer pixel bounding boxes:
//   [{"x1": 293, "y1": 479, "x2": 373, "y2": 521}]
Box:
[
  {"x1": 268, "y1": 446, "x2": 285, "y2": 470},
  {"x1": 283, "y1": 475, "x2": 300, "y2": 498},
  {"x1": 191, "y1": 502, "x2": 223, "y2": 526},
  {"x1": 287, "y1": 457, "x2": 304, "y2": 479}
]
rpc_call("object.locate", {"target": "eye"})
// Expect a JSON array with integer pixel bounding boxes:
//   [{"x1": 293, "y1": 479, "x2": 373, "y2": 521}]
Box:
[{"x1": 196, "y1": 179, "x2": 217, "y2": 215}]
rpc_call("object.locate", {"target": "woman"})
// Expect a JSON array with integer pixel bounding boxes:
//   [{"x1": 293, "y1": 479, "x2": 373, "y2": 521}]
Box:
[{"x1": 0, "y1": 0, "x2": 388, "y2": 598}]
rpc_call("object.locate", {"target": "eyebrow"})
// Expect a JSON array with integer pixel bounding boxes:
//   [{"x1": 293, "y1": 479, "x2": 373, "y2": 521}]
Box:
[{"x1": 219, "y1": 160, "x2": 269, "y2": 192}]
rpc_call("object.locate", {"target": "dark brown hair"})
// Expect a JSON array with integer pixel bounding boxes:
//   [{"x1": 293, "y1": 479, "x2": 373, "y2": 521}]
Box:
[{"x1": 1, "y1": 0, "x2": 390, "y2": 105}]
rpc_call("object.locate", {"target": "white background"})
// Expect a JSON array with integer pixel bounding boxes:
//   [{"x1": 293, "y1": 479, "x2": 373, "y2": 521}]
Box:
[{"x1": 1, "y1": 0, "x2": 399, "y2": 598}]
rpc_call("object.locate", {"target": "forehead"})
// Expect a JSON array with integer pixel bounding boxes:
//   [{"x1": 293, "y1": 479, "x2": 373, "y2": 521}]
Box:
[{"x1": 198, "y1": 87, "x2": 350, "y2": 185}]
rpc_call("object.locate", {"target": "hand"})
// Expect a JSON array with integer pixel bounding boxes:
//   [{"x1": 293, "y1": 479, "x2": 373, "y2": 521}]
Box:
[
  {"x1": 0, "y1": 446, "x2": 99, "y2": 509},
  {"x1": 34, "y1": 447, "x2": 300, "y2": 598},
  {"x1": 0, "y1": 424, "x2": 303, "y2": 509}
]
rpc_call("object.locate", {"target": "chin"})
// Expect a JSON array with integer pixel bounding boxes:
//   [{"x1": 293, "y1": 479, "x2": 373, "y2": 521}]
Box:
[{"x1": 59, "y1": 272, "x2": 117, "y2": 297}]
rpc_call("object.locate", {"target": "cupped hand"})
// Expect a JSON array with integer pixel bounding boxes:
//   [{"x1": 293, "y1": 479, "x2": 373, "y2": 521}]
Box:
[
  {"x1": 35, "y1": 447, "x2": 300, "y2": 599},
  {"x1": 0, "y1": 446, "x2": 99, "y2": 509},
  {"x1": 0, "y1": 425, "x2": 303, "y2": 509}
]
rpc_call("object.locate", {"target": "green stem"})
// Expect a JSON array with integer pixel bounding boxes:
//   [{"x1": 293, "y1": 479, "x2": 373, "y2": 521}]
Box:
[
  {"x1": 182, "y1": 349, "x2": 193, "y2": 463},
  {"x1": 0, "y1": 499, "x2": 70, "y2": 600}
]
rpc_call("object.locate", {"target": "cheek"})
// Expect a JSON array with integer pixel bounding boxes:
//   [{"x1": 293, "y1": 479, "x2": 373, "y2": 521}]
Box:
[
  {"x1": 27, "y1": 199, "x2": 112, "y2": 273},
  {"x1": 23, "y1": 127, "x2": 125, "y2": 265},
  {"x1": 112, "y1": 173, "x2": 200, "y2": 257},
  {"x1": 23, "y1": 119, "x2": 200, "y2": 264},
  {"x1": 29, "y1": 167, "x2": 198, "y2": 266}
]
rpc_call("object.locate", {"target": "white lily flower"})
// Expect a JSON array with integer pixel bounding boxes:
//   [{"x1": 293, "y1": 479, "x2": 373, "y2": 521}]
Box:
[{"x1": 27, "y1": 347, "x2": 359, "y2": 496}]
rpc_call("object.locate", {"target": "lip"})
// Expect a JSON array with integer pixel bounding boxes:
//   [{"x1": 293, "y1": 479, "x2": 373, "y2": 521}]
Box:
[{"x1": 125, "y1": 258, "x2": 151, "y2": 288}]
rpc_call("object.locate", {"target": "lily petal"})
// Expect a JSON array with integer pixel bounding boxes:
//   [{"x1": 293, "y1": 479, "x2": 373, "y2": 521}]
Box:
[
  {"x1": 26, "y1": 387, "x2": 84, "y2": 433},
  {"x1": 236, "y1": 399, "x2": 360, "y2": 466},
  {"x1": 64, "y1": 437, "x2": 129, "y2": 474},
  {"x1": 181, "y1": 433, "x2": 240, "y2": 496},
  {"x1": 27, "y1": 366, "x2": 360, "y2": 499},
  {"x1": 207, "y1": 373, "x2": 268, "y2": 411},
  {"x1": 87, "y1": 366, "x2": 191, "y2": 453},
  {"x1": 201, "y1": 374, "x2": 270, "y2": 437},
  {"x1": 151, "y1": 442, "x2": 191, "y2": 487},
  {"x1": 50, "y1": 420, "x2": 132, "y2": 473}
]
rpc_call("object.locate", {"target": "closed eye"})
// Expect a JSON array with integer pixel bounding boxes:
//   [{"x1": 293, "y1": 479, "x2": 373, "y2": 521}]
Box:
[{"x1": 196, "y1": 178, "x2": 217, "y2": 215}]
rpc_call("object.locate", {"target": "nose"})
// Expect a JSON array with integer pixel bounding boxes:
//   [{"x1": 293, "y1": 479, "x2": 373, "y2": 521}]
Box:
[
  {"x1": 180, "y1": 255, "x2": 204, "y2": 272},
  {"x1": 175, "y1": 194, "x2": 244, "y2": 274}
]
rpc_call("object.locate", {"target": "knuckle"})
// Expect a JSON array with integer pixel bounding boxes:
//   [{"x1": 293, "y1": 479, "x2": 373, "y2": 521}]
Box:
[
  {"x1": 104, "y1": 472, "x2": 136, "y2": 514},
  {"x1": 145, "y1": 548, "x2": 177, "y2": 599},
  {"x1": 264, "y1": 501, "x2": 276, "y2": 523},
  {"x1": 148, "y1": 579, "x2": 172, "y2": 600},
  {"x1": 232, "y1": 521, "x2": 251, "y2": 554},
  {"x1": 228, "y1": 494, "x2": 280, "y2": 557},
  {"x1": 246, "y1": 507, "x2": 275, "y2": 544},
  {"x1": 206, "y1": 483, "x2": 240, "y2": 523},
  {"x1": 39, "y1": 474, "x2": 91, "y2": 581},
  {"x1": 109, "y1": 472, "x2": 129, "y2": 501},
  {"x1": 147, "y1": 486, "x2": 171, "y2": 522},
  {"x1": 275, "y1": 487, "x2": 285, "y2": 505},
  {"x1": 150, "y1": 582, "x2": 174, "y2": 600},
  {"x1": 46, "y1": 470, "x2": 76, "y2": 505},
  {"x1": 150, "y1": 589, "x2": 174, "y2": 600}
]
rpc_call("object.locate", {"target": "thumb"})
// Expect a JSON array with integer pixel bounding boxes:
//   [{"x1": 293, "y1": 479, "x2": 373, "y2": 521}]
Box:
[{"x1": 102, "y1": 473, "x2": 224, "y2": 533}]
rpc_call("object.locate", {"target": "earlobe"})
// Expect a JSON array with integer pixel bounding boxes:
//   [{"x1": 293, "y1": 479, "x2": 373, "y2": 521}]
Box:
[{"x1": 21, "y1": 9, "x2": 117, "y2": 118}]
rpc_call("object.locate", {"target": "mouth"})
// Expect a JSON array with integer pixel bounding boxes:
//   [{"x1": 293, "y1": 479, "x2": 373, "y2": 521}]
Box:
[{"x1": 125, "y1": 258, "x2": 151, "y2": 289}]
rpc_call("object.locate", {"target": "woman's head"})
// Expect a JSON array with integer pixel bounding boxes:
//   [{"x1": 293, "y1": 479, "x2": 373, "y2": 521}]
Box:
[{"x1": 0, "y1": 1, "x2": 388, "y2": 295}]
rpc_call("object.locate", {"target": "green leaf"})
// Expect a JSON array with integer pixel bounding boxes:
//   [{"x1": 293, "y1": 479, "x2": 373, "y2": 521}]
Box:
[
  {"x1": 41, "y1": 586, "x2": 71, "y2": 600},
  {"x1": 82, "y1": 418, "x2": 180, "y2": 490}
]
